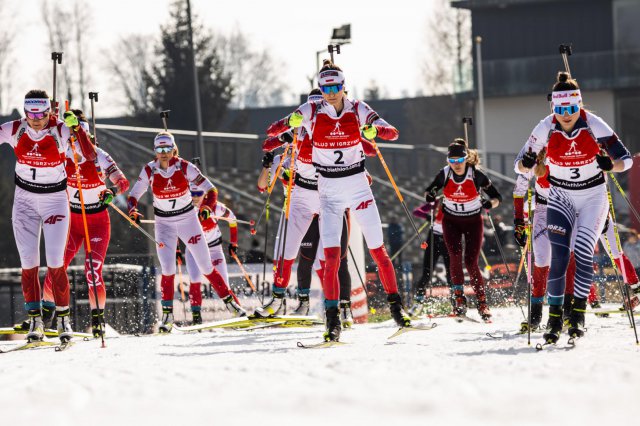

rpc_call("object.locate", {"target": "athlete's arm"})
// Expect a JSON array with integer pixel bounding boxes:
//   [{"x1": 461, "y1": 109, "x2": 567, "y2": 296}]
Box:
[
  {"x1": 424, "y1": 169, "x2": 446, "y2": 198},
  {"x1": 477, "y1": 170, "x2": 502, "y2": 208},
  {"x1": 357, "y1": 101, "x2": 399, "y2": 141},
  {"x1": 0, "y1": 121, "x2": 17, "y2": 146},
  {"x1": 127, "y1": 165, "x2": 151, "y2": 202},
  {"x1": 515, "y1": 117, "x2": 551, "y2": 174},
  {"x1": 99, "y1": 148, "x2": 129, "y2": 194},
  {"x1": 589, "y1": 113, "x2": 633, "y2": 173}
]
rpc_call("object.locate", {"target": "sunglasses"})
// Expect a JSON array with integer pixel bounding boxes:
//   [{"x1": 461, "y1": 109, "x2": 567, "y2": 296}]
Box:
[
  {"x1": 320, "y1": 84, "x2": 343, "y2": 95},
  {"x1": 155, "y1": 146, "x2": 174, "y2": 154},
  {"x1": 448, "y1": 157, "x2": 466, "y2": 164},
  {"x1": 553, "y1": 104, "x2": 580, "y2": 116},
  {"x1": 25, "y1": 110, "x2": 49, "y2": 120}
]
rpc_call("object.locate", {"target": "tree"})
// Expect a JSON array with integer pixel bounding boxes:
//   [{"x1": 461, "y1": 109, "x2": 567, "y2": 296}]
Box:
[
  {"x1": 0, "y1": 2, "x2": 15, "y2": 115},
  {"x1": 216, "y1": 28, "x2": 286, "y2": 108},
  {"x1": 422, "y1": 0, "x2": 472, "y2": 96},
  {"x1": 144, "y1": 0, "x2": 233, "y2": 130},
  {"x1": 363, "y1": 80, "x2": 382, "y2": 101}
]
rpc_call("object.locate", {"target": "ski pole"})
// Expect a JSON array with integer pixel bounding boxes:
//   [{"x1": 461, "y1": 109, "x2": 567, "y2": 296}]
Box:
[
  {"x1": 88, "y1": 92, "x2": 98, "y2": 143},
  {"x1": 65, "y1": 100, "x2": 105, "y2": 348},
  {"x1": 526, "y1": 188, "x2": 533, "y2": 345},
  {"x1": 608, "y1": 172, "x2": 640, "y2": 224},
  {"x1": 428, "y1": 206, "x2": 435, "y2": 300},
  {"x1": 275, "y1": 134, "x2": 298, "y2": 286},
  {"x1": 348, "y1": 246, "x2": 367, "y2": 293},
  {"x1": 389, "y1": 221, "x2": 430, "y2": 262},
  {"x1": 51, "y1": 52, "x2": 63, "y2": 116},
  {"x1": 108, "y1": 203, "x2": 165, "y2": 248},
  {"x1": 369, "y1": 138, "x2": 426, "y2": 249},
  {"x1": 231, "y1": 252, "x2": 257, "y2": 292},
  {"x1": 262, "y1": 172, "x2": 270, "y2": 290},
  {"x1": 250, "y1": 144, "x2": 291, "y2": 235}
]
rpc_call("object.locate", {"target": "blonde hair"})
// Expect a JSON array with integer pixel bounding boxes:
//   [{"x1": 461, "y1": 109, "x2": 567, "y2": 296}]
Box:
[{"x1": 155, "y1": 131, "x2": 179, "y2": 157}]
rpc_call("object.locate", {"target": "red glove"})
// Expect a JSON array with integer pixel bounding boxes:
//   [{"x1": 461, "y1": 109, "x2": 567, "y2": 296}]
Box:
[
  {"x1": 126, "y1": 196, "x2": 143, "y2": 224},
  {"x1": 199, "y1": 188, "x2": 218, "y2": 220},
  {"x1": 262, "y1": 136, "x2": 283, "y2": 152},
  {"x1": 266, "y1": 117, "x2": 290, "y2": 137},
  {"x1": 74, "y1": 125, "x2": 97, "y2": 162},
  {"x1": 361, "y1": 139, "x2": 377, "y2": 157}
]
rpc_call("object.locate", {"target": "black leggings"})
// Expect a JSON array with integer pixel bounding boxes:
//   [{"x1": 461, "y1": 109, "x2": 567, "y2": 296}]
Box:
[
  {"x1": 414, "y1": 229, "x2": 451, "y2": 294},
  {"x1": 297, "y1": 214, "x2": 351, "y2": 300}
]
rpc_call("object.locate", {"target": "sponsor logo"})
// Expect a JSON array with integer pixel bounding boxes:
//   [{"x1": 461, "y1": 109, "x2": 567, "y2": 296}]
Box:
[
  {"x1": 564, "y1": 140, "x2": 582, "y2": 156},
  {"x1": 165, "y1": 178, "x2": 176, "y2": 190},
  {"x1": 187, "y1": 235, "x2": 202, "y2": 245},
  {"x1": 547, "y1": 224, "x2": 566, "y2": 236},
  {"x1": 90, "y1": 237, "x2": 103, "y2": 243},
  {"x1": 212, "y1": 259, "x2": 223, "y2": 266},
  {"x1": 300, "y1": 242, "x2": 312, "y2": 248},
  {"x1": 329, "y1": 122, "x2": 345, "y2": 137},
  {"x1": 355, "y1": 199, "x2": 374, "y2": 210},
  {"x1": 44, "y1": 215, "x2": 66, "y2": 225}
]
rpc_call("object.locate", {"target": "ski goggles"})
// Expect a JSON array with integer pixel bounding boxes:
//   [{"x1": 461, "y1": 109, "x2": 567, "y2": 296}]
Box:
[
  {"x1": 553, "y1": 104, "x2": 580, "y2": 116},
  {"x1": 24, "y1": 110, "x2": 50, "y2": 120},
  {"x1": 448, "y1": 157, "x2": 466, "y2": 164},
  {"x1": 155, "y1": 146, "x2": 174, "y2": 154},
  {"x1": 320, "y1": 84, "x2": 343, "y2": 95}
]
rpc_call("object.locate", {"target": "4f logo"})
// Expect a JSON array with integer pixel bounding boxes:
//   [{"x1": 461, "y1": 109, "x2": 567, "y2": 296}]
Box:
[
  {"x1": 44, "y1": 215, "x2": 65, "y2": 225},
  {"x1": 187, "y1": 235, "x2": 202, "y2": 245},
  {"x1": 356, "y1": 199, "x2": 374, "y2": 210}
]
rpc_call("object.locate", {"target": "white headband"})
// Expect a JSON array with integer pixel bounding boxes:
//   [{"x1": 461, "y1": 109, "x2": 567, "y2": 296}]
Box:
[
  {"x1": 551, "y1": 90, "x2": 582, "y2": 107},
  {"x1": 318, "y1": 69, "x2": 345, "y2": 86},
  {"x1": 24, "y1": 98, "x2": 51, "y2": 113},
  {"x1": 154, "y1": 133, "x2": 175, "y2": 148}
]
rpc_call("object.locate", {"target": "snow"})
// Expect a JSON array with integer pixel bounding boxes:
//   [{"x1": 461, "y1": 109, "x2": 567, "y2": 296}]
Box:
[{"x1": 1, "y1": 306, "x2": 638, "y2": 426}]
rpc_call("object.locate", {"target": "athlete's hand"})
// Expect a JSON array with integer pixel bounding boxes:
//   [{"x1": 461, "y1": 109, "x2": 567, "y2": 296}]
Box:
[
  {"x1": 288, "y1": 112, "x2": 303, "y2": 128},
  {"x1": 279, "y1": 131, "x2": 294, "y2": 144},
  {"x1": 521, "y1": 148, "x2": 537, "y2": 169},
  {"x1": 228, "y1": 243, "x2": 238, "y2": 257},
  {"x1": 425, "y1": 191, "x2": 436, "y2": 203},
  {"x1": 99, "y1": 188, "x2": 115, "y2": 205},
  {"x1": 481, "y1": 199, "x2": 494, "y2": 210},
  {"x1": 128, "y1": 208, "x2": 142, "y2": 224},
  {"x1": 513, "y1": 218, "x2": 527, "y2": 247},
  {"x1": 176, "y1": 250, "x2": 184, "y2": 264},
  {"x1": 199, "y1": 206, "x2": 212, "y2": 222},
  {"x1": 596, "y1": 153, "x2": 613, "y2": 171},
  {"x1": 262, "y1": 152, "x2": 274, "y2": 169},
  {"x1": 360, "y1": 124, "x2": 378, "y2": 141},
  {"x1": 63, "y1": 111, "x2": 79, "y2": 130}
]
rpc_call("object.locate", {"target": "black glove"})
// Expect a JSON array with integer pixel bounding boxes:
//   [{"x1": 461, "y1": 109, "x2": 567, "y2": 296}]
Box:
[
  {"x1": 513, "y1": 218, "x2": 527, "y2": 248},
  {"x1": 596, "y1": 153, "x2": 613, "y2": 171},
  {"x1": 228, "y1": 243, "x2": 238, "y2": 257},
  {"x1": 262, "y1": 152, "x2": 274, "y2": 169},
  {"x1": 279, "y1": 131, "x2": 294, "y2": 143},
  {"x1": 482, "y1": 199, "x2": 494, "y2": 210},
  {"x1": 176, "y1": 250, "x2": 184, "y2": 264},
  {"x1": 425, "y1": 191, "x2": 436, "y2": 203},
  {"x1": 521, "y1": 149, "x2": 537, "y2": 169}
]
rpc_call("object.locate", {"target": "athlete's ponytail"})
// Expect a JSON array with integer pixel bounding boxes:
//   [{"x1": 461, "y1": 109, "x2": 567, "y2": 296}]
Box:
[
  {"x1": 552, "y1": 71, "x2": 579, "y2": 92},
  {"x1": 320, "y1": 59, "x2": 342, "y2": 73},
  {"x1": 534, "y1": 149, "x2": 547, "y2": 178}
]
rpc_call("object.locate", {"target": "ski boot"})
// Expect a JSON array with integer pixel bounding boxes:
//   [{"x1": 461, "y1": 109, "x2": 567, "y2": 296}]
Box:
[
  {"x1": 340, "y1": 300, "x2": 354, "y2": 329},
  {"x1": 520, "y1": 301, "x2": 543, "y2": 333},
  {"x1": 159, "y1": 306, "x2": 174, "y2": 333},
  {"x1": 252, "y1": 290, "x2": 285, "y2": 318},
  {"x1": 323, "y1": 306, "x2": 341, "y2": 342},
  {"x1": 91, "y1": 309, "x2": 106, "y2": 338},
  {"x1": 591, "y1": 300, "x2": 609, "y2": 318},
  {"x1": 42, "y1": 303, "x2": 56, "y2": 330},
  {"x1": 388, "y1": 293, "x2": 411, "y2": 327},
  {"x1": 291, "y1": 293, "x2": 310, "y2": 316},
  {"x1": 191, "y1": 310, "x2": 202, "y2": 325},
  {"x1": 542, "y1": 305, "x2": 563, "y2": 344},
  {"x1": 477, "y1": 302, "x2": 492, "y2": 323},
  {"x1": 568, "y1": 297, "x2": 587, "y2": 339},
  {"x1": 452, "y1": 286, "x2": 467, "y2": 317},
  {"x1": 26, "y1": 309, "x2": 44, "y2": 342},
  {"x1": 408, "y1": 293, "x2": 426, "y2": 317},
  {"x1": 223, "y1": 295, "x2": 247, "y2": 317},
  {"x1": 56, "y1": 308, "x2": 74, "y2": 342},
  {"x1": 562, "y1": 294, "x2": 573, "y2": 330}
]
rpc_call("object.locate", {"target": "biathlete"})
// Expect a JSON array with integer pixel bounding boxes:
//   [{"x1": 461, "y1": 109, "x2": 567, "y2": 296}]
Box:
[
  {"x1": 515, "y1": 71, "x2": 632, "y2": 343},
  {"x1": 424, "y1": 140, "x2": 502, "y2": 322}
]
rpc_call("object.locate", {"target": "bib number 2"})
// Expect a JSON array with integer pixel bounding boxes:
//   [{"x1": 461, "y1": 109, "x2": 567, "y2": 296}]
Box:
[{"x1": 334, "y1": 151, "x2": 344, "y2": 165}]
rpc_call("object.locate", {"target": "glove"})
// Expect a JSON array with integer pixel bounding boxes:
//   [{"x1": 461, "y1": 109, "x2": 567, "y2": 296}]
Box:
[
  {"x1": 228, "y1": 243, "x2": 238, "y2": 257},
  {"x1": 176, "y1": 250, "x2": 184, "y2": 264},
  {"x1": 288, "y1": 112, "x2": 303, "y2": 128},
  {"x1": 279, "y1": 131, "x2": 294, "y2": 143},
  {"x1": 596, "y1": 153, "x2": 613, "y2": 171},
  {"x1": 115, "y1": 177, "x2": 130, "y2": 194},
  {"x1": 63, "y1": 111, "x2": 79, "y2": 129},
  {"x1": 199, "y1": 206, "x2": 211, "y2": 222},
  {"x1": 513, "y1": 218, "x2": 527, "y2": 247},
  {"x1": 425, "y1": 191, "x2": 436, "y2": 203},
  {"x1": 99, "y1": 188, "x2": 115, "y2": 205},
  {"x1": 262, "y1": 152, "x2": 274, "y2": 169},
  {"x1": 482, "y1": 199, "x2": 494, "y2": 210},
  {"x1": 127, "y1": 196, "x2": 143, "y2": 224},
  {"x1": 360, "y1": 124, "x2": 378, "y2": 141},
  {"x1": 521, "y1": 149, "x2": 537, "y2": 169}
]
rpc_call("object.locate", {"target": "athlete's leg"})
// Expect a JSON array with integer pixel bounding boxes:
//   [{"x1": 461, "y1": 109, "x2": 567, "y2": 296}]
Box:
[
  {"x1": 185, "y1": 247, "x2": 204, "y2": 312},
  {"x1": 462, "y1": 214, "x2": 485, "y2": 302},
  {"x1": 155, "y1": 216, "x2": 179, "y2": 311},
  {"x1": 40, "y1": 191, "x2": 71, "y2": 310},
  {"x1": 297, "y1": 215, "x2": 320, "y2": 297},
  {"x1": 338, "y1": 212, "x2": 351, "y2": 301},
  {"x1": 83, "y1": 211, "x2": 110, "y2": 310}
]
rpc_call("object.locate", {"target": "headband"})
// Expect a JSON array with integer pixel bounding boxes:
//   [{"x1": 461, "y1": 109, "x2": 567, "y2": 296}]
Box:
[
  {"x1": 318, "y1": 69, "x2": 345, "y2": 86},
  {"x1": 551, "y1": 90, "x2": 582, "y2": 107},
  {"x1": 24, "y1": 98, "x2": 51, "y2": 113}
]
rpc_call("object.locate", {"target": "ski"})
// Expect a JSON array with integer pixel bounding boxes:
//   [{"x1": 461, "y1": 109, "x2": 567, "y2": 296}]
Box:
[
  {"x1": 455, "y1": 315, "x2": 481, "y2": 324},
  {"x1": 388, "y1": 323, "x2": 438, "y2": 339},
  {"x1": 588, "y1": 309, "x2": 639, "y2": 316},
  {"x1": 241, "y1": 321, "x2": 287, "y2": 331},
  {"x1": 0, "y1": 339, "x2": 58, "y2": 354},
  {"x1": 171, "y1": 317, "x2": 255, "y2": 332},
  {"x1": 0, "y1": 327, "x2": 92, "y2": 339},
  {"x1": 55, "y1": 340, "x2": 75, "y2": 352},
  {"x1": 296, "y1": 340, "x2": 348, "y2": 349},
  {"x1": 486, "y1": 326, "x2": 544, "y2": 339}
]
